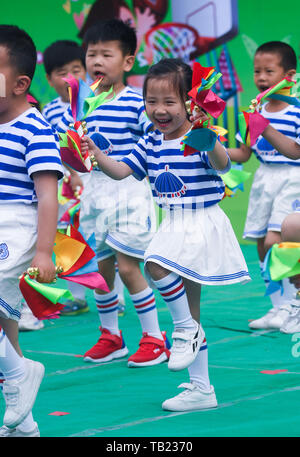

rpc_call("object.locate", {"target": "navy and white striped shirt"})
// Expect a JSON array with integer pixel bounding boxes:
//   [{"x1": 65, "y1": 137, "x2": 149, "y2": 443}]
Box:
[
  {"x1": 0, "y1": 108, "x2": 64, "y2": 204},
  {"x1": 42, "y1": 97, "x2": 69, "y2": 128},
  {"x1": 57, "y1": 86, "x2": 152, "y2": 160},
  {"x1": 122, "y1": 130, "x2": 230, "y2": 210}
]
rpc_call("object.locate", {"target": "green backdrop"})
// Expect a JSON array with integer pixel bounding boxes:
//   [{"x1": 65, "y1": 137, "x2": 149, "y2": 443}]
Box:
[{"x1": 2, "y1": 0, "x2": 299, "y2": 243}]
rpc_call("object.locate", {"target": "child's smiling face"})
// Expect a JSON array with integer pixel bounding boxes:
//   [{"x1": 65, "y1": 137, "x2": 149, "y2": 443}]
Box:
[{"x1": 145, "y1": 77, "x2": 191, "y2": 140}]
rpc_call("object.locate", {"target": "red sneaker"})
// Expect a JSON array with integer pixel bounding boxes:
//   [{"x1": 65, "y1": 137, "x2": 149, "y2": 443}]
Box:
[
  {"x1": 83, "y1": 327, "x2": 129, "y2": 363},
  {"x1": 127, "y1": 332, "x2": 171, "y2": 367}
]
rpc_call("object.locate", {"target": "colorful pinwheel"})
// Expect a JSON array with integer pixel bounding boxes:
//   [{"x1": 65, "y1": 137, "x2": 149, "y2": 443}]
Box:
[
  {"x1": 59, "y1": 74, "x2": 115, "y2": 172},
  {"x1": 19, "y1": 226, "x2": 109, "y2": 319},
  {"x1": 262, "y1": 242, "x2": 300, "y2": 296},
  {"x1": 238, "y1": 78, "x2": 299, "y2": 147},
  {"x1": 221, "y1": 165, "x2": 252, "y2": 199},
  {"x1": 188, "y1": 62, "x2": 226, "y2": 118},
  {"x1": 58, "y1": 200, "x2": 81, "y2": 230},
  {"x1": 181, "y1": 118, "x2": 227, "y2": 156}
]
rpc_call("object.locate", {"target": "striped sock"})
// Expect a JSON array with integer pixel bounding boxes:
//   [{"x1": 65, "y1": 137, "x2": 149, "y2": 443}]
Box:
[
  {"x1": 188, "y1": 329, "x2": 211, "y2": 391},
  {"x1": 152, "y1": 272, "x2": 195, "y2": 329},
  {"x1": 0, "y1": 370, "x2": 4, "y2": 391},
  {"x1": 130, "y1": 287, "x2": 163, "y2": 340},
  {"x1": 94, "y1": 289, "x2": 119, "y2": 336}
]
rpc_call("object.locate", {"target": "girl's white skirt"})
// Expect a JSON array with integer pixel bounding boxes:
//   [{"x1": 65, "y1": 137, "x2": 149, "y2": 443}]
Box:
[{"x1": 144, "y1": 204, "x2": 251, "y2": 286}]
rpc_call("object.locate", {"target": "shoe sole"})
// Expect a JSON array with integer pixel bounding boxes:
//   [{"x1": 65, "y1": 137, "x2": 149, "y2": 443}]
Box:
[
  {"x1": 128, "y1": 352, "x2": 169, "y2": 367},
  {"x1": 162, "y1": 400, "x2": 218, "y2": 412},
  {"x1": 4, "y1": 362, "x2": 45, "y2": 429},
  {"x1": 83, "y1": 346, "x2": 129, "y2": 363}
]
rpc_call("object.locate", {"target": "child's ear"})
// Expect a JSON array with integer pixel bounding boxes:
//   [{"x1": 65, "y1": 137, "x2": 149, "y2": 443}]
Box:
[
  {"x1": 286, "y1": 68, "x2": 296, "y2": 79},
  {"x1": 124, "y1": 55, "x2": 135, "y2": 72},
  {"x1": 13, "y1": 75, "x2": 31, "y2": 96}
]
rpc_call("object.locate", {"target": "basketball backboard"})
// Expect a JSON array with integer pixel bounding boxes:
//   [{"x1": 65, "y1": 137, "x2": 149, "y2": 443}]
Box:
[{"x1": 171, "y1": 0, "x2": 238, "y2": 56}]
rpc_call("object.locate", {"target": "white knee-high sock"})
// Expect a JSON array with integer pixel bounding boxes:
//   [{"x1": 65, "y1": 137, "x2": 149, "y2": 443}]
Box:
[
  {"x1": 130, "y1": 287, "x2": 162, "y2": 340},
  {"x1": 94, "y1": 289, "x2": 119, "y2": 335},
  {"x1": 188, "y1": 328, "x2": 211, "y2": 391},
  {"x1": 281, "y1": 277, "x2": 297, "y2": 302},
  {"x1": 114, "y1": 262, "x2": 125, "y2": 303},
  {"x1": 0, "y1": 329, "x2": 25, "y2": 380},
  {"x1": 152, "y1": 272, "x2": 195, "y2": 329}
]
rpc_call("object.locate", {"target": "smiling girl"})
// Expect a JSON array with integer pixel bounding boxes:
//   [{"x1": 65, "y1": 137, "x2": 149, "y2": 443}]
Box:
[{"x1": 81, "y1": 58, "x2": 250, "y2": 412}]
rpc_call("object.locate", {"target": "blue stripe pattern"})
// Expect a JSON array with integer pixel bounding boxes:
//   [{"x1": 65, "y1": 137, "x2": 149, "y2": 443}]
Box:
[
  {"x1": 121, "y1": 130, "x2": 228, "y2": 210},
  {"x1": 0, "y1": 297, "x2": 21, "y2": 319},
  {"x1": 57, "y1": 87, "x2": 152, "y2": 160},
  {"x1": 106, "y1": 234, "x2": 145, "y2": 258},
  {"x1": 0, "y1": 108, "x2": 63, "y2": 203},
  {"x1": 146, "y1": 254, "x2": 250, "y2": 283},
  {"x1": 42, "y1": 97, "x2": 69, "y2": 127}
]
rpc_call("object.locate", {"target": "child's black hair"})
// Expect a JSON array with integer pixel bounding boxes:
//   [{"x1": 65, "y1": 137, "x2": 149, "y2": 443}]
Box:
[
  {"x1": 43, "y1": 40, "x2": 85, "y2": 76},
  {"x1": 143, "y1": 58, "x2": 193, "y2": 105},
  {"x1": 255, "y1": 41, "x2": 297, "y2": 71},
  {"x1": 0, "y1": 24, "x2": 36, "y2": 80},
  {"x1": 83, "y1": 19, "x2": 137, "y2": 56}
]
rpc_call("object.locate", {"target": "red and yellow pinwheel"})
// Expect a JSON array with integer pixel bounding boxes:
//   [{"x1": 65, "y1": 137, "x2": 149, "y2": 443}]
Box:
[{"x1": 19, "y1": 226, "x2": 108, "y2": 320}]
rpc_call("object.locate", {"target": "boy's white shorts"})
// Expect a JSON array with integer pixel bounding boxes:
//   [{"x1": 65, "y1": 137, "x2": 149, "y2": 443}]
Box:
[
  {"x1": 0, "y1": 203, "x2": 38, "y2": 321},
  {"x1": 243, "y1": 163, "x2": 300, "y2": 240},
  {"x1": 144, "y1": 204, "x2": 251, "y2": 286},
  {"x1": 79, "y1": 172, "x2": 156, "y2": 261}
]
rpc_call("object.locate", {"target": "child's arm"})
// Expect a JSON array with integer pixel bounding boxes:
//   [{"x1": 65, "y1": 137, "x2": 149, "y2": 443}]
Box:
[
  {"x1": 261, "y1": 125, "x2": 300, "y2": 160},
  {"x1": 81, "y1": 136, "x2": 133, "y2": 180},
  {"x1": 190, "y1": 107, "x2": 252, "y2": 163},
  {"x1": 207, "y1": 140, "x2": 231, "y2": 171},
  {"x1": 30, "y1": 171, "x2": 59, "y2": 283},
  {"x1": 227, "y1": 144, "x2": 252, "y2": 163}
]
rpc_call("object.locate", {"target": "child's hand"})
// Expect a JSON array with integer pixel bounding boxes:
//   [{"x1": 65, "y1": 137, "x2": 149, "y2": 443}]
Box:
[
  {"x1": 190, "y1": 106, "x2": 210, "y2": 124},
  {"x1": 69, "y1": 172, "x2": 83, "y2": 194},
  {"x1": 81, "y1": 135, "x2": 99, "y2": 157},
  {"x1": 29, "y1": 252, "x2": 57, "y2": 283}
]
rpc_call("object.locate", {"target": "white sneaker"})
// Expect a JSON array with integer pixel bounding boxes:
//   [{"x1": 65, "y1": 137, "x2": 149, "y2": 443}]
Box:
[
  {"x1": 268, "y1": 302, "x2": 293, "y2": 329},
  {"x1": 19, "y1": 302, "x2": 44, "y2": 332},
  {"x1": 0, "y1": 423, "x2": 40, "y2": 437},
  {"x1": 280, "y1": 300, "x2": 300, "y2": 334},
  {"x1": 162, "y1": 383, "x2": 218, "y2": 412},
  {"x1": 248, "y1": 308, "x2": 278, "y2": 329},
  {"x1": 168, "y1": 321, "x2": 204, "y2": 371},
  {"x1": 3, "y1": 359, "x2": 45, "y2": 429}
]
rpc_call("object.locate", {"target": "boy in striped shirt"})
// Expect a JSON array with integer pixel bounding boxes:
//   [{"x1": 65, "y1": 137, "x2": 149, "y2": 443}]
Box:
[
  {"x1": 0, "y1": 25, "x2": 64, "y2": 437},
  {"x1": 58, "y1": 19, "x2": 170, "y2": 367},
  {"x1": 42, "y1": 40, "x2": 86, "y2": 128},
  {"x1": 228, "y1": 41, "x2": 300, "y2": 330}
]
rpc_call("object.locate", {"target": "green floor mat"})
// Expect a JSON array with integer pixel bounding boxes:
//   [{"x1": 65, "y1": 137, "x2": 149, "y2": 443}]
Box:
[{"x1": 1, "y1": 245, "x2": 300, "y2": 437}]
